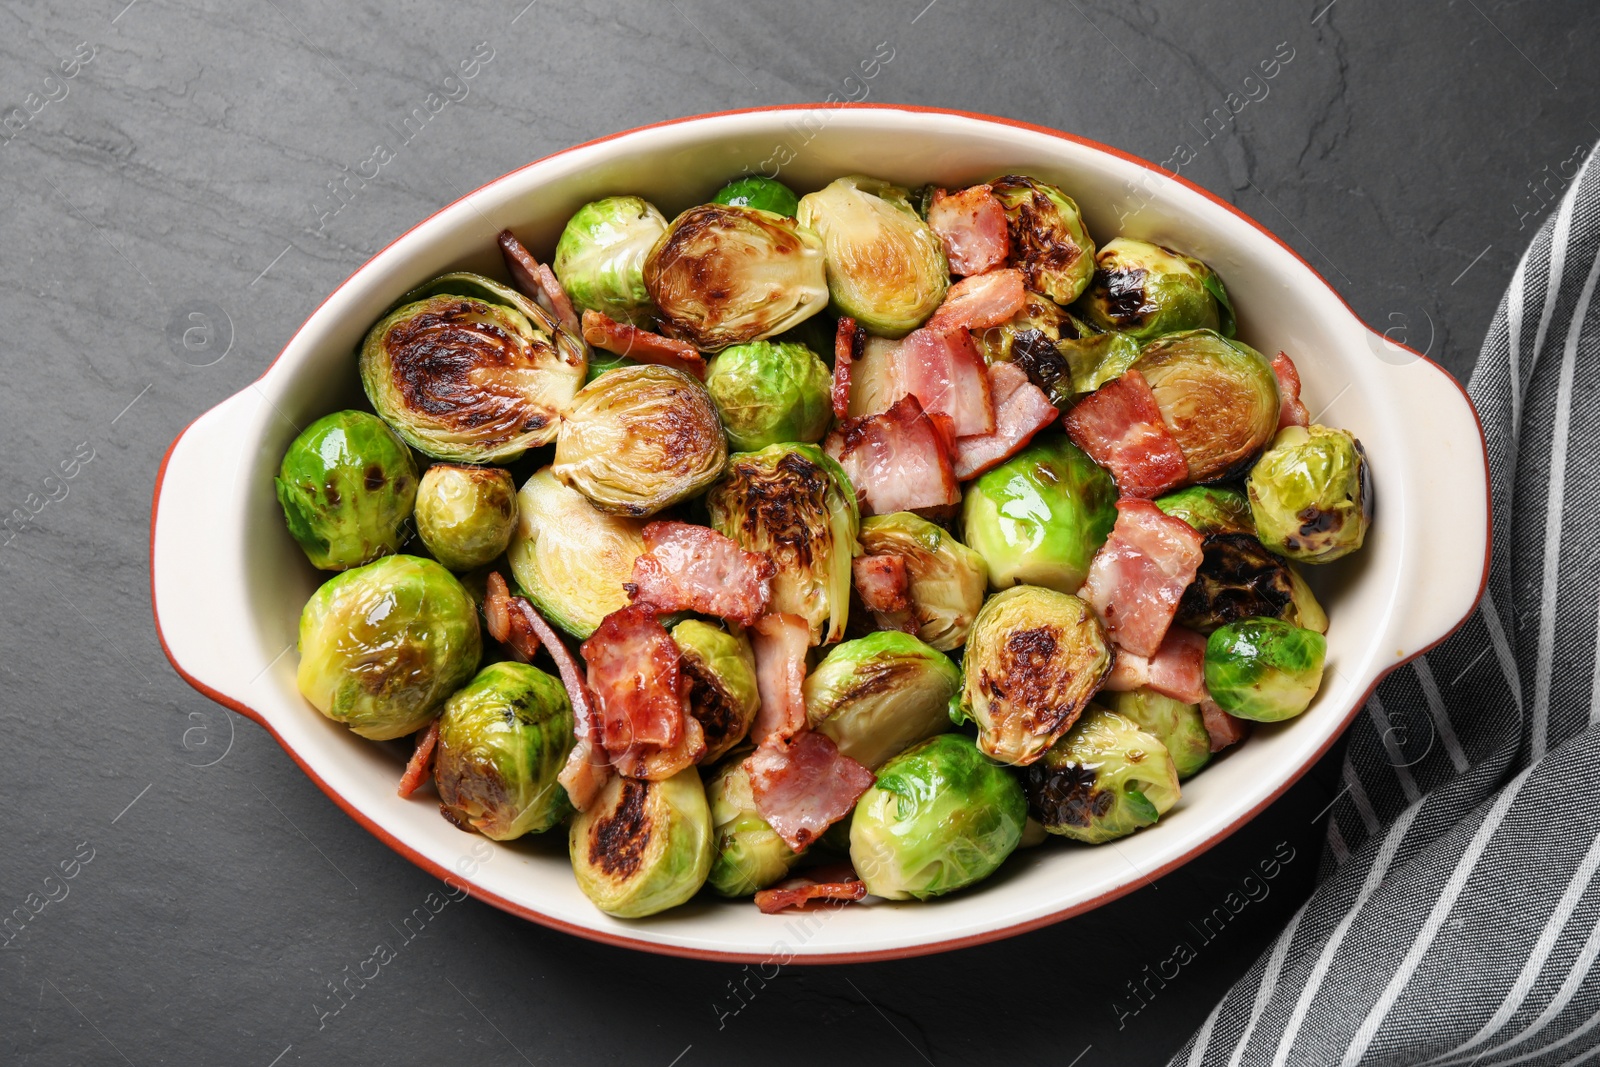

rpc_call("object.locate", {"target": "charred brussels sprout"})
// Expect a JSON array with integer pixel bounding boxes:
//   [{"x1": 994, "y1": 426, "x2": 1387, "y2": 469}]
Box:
[
  {"x1": 1247, "y1": 424, "x2": 1372, "y2": 563},
  {"x1": 552, "y1": 196, "x2": 669, "y2": 327},
  {"x1": 849, "y1": 734, "x2": 1026, "y2": 900},
  {"x1": 972, "y1": 290, "x2": 1084, "y2": 364},
  {"x1": 672, "y1": 620, "x2": 760, "y2": 764},
  {"x1": 1205, "y1": 617, "x2": 1326, "y2": 722},
  {"x1": 958, "y1": 586, "x2": 1113, "y2": 765},
  {"x1": 705, "y1": 443, "x2": 860, "y2": 645},
  {"x1": 804, "y1": 632, "x2": 961, "y2": 769},
  {"x1": 705, "y1": 759, "x2": 798, "y2": 897},
  {"x1": 961, "y1": 436, "x2": 1118, "y2": 594},
  {"x1": 712, "y1": 175, "x2": 800, "y2": 218},
  {"x1": 1080, "y1": 238, "x2": 1235, "y2": 340},
  {"x1": 414, "y1": 464, "x2": 517, "y2": 572},
  {"x1": 552, "y1": 365, "x2": 727, "y2": 516},
  {"x1": 1024, "y1": 708, "x2": 1181, "y2": 844},
  {"x1": 1155, "y1": 484, "x2": 1255, "y2": 535},
  {"x1": 569, "y1": 768, "x2": 713, "y2": 918},
  {"x1": 1103, "y1": 689, "x2": 1211, "y2": 780},
  {"x1": 435, "y1": 661, "x2": 575, "y2": 839},
  {"x1": 797, "y1": 175, "x2": 948, "y2": 338},
  {"x1": 360, "y1": 272, "x2": 585, "y2": 463},
  {"x1": 1010, "y1": 329, "x2": 1143, "y2": 405},
  {"x1": 296, "y1": 555, "x2": 482, "y2": 740},
  {"x1": 1177, "y1": 532, "x2": 1328, "y2": 634},
  {"x1": 275, "y1": 410, "x2": 418, "y2": 571},
  {"x1": 704, "y1": 341, "x2": 832, "y2": 451},
  {"x1": 644, "y1": 203, "x2": 828, "y2": 352},
  {"x1": 989, "y1": 175, "x2": 1096, "y2": 305},
  {"x1": 1134, "y1": 329, "x2": 1280, "y2": 484},
  {"x1": 857, "y1": 513, "x2": 988, "y2": 651}
]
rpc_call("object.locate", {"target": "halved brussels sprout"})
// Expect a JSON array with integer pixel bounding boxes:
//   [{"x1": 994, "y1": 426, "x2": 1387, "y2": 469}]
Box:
[
  {"x1": 1134, "y1": 329, "x2": 1280, "y2": 484},
  {"x1": 797, "y1": 175, "x2": 948, "y2": 338},
  {"x1": 643, "y1": 203, "x2": 828, "y2": 352},
  {"x1": 1204, "y1": 617, "x2": 1326, "y2": 722},
  {"x1": 552, "y1": 365, "x2": 727, "y2": 516},
  {"x1": 704, "y1": 340, "x2": 832, "y2": 451},
  {"x1": 672, "y1": 620, "x2": 760, "y2": 764},
  {"x1": 1247, "y1": 424, "x2": 1372, "y2": 563},
  {"x1": 506, "y1": 468, "x2": 647, "y2": 639},
  {"x1": 712, "y1": 175, "x2": 800, "y2": 218},
  {"x1": 1080, "y1": 237, "x2": 1235, "y2": 341},
  {"x1": 705, "y1": 759, "x2": 798, "y2": 897},
  {"x1": 1023, "y1": 708, "x2": 1181, "y2": 844},
  {"x1": 552, "y1": 195, "x2": 669, "y2": 327},
  {"x1": 435, "y1": 661, "x2": 575, "y2": 839},
  {"x1": 360, "y1": 272, "x2": 585, "y2": 463},
  {"x1": 1176, "y1": 532, "x2": 1328, "y2": 634},
  {"x1": 804, "y1": 631, "x2": 961, "y2": 769},
  {"x1": 296, "y1": 555, "x2": 482, "y2": 740},
  {"x1": 1010, "y1": 328, "x2": 1143, "y2": 405},
  {"x1": 1155, "y1": 484, "x2": 1255, "y2": 535},
  {"x1": 857, "y1": 512, "x2": 988, "y2": 651},
  {"x1": 971, "y1": 291, "x2": 1084, "y2": 364},
  {"x1": 1103, "y1": 689, "x2": 1211, "y2": 780},
  {"x1": 414, "y1": 464, "x2": 517, "y2": 572},
  {"x1": 989, "y1": 175, "x2": 1096, "y2": 305},
  {"x1": 569, "y1": 767, "x2": 713, "y2": 918},
  {"x1": 957, "y1": 585, "x2": 1113, "y2": 765},
  {"x1": 705, "y1": 443, "x2": 860, "y2": 645},
  {"x1": 275, "y1": 410, "x2": 418, "y2": 571},
  {"x1": 849, "y1": 734, "x2": 1027, "y2": 900},
  {"x1": 961, "y1": 436, "x2": 1118, "y2": 594}
]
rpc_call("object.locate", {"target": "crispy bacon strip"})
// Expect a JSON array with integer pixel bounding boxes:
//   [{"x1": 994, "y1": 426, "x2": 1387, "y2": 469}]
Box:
[
  {"x1": 833, "y1": 316, "x2": 863, "y2": 419},
  {"x1": 925, "y1": 268, "x2": 1027, "y2": 334},
  {"x1": 825, "y1": 395, "x2": 961, "y2": 517},
  {"x1": 754, "y1": 874, "x2": 869, "y2": 914},
  {"x1": 853, "y1": 554, "x2": 911, "y2": 614},
  {"x1": 750, "y1": 613, "x2": 810, "y2": 743},
  {"x1": 397, "y1": 719, "x2": 440, "y2": 799},
  {"x1": 1272, "y1": 351, "x2": 1311, "y2": 429},
  {"x1": 897, "y1": 327, "x2": 995, "y2": 438},
  {"x1": 927, "y1": 185, "x2": 1010, "y2": 276},
  {"x1": 581, "y1": 605, "x2": 686, "y2": 756},
  {"x1": 1062, "y1": 368, "x2": 1189, "y2": 498},
  {"x1": 1082, "y1": 499, "x2": 1205, "y2": 657},
  {"x1": 745, "y1": 731, "x2": 875, "y2": 852},
  {"x1": 625, "y1": 521, "x2": 774, "y2": 626},
  {"x1": 1100, "y1": 627, "x2": 1210, "y2": 707},
  {"x1": 498, "y1": 229, "x2": 581, "y2": 337},
  {"x1": 581, "y1": 309, "x2": 707, "y2": 379},
  {"x1": 1201, "y1": 698, "x2": 1251, "y2": 752},
  {"x1": 952, "y1": 361, "x2": 1060, "y2": 479}
]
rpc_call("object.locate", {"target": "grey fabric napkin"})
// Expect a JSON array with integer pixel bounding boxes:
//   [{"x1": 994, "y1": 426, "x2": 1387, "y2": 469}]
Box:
[{"x1": 1171, "y1": 144, "x2": 1600, "y2": 1066}]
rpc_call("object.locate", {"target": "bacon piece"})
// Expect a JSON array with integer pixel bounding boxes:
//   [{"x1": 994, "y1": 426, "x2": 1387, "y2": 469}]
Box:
[
  {"x1": 1148, "y1": 627, "x2": 1210, "y2": 704},
  {"x1": 926, "y1": 269, "x2": 1027, "y2": 334},
  {"x1": 927, "y1": 185, "x2": 1010, "y2": 276},
  {"x1": 825, "y1": 395, "x2": 961, "y2": 517},
  {"x1": 1103, "y1": 648, "x2": 1150, "y2": 692},
  {"x1": 1062, "y1": 369, "x2": 1189, "y2": 498},
  {"x1": 625, "y1": 521, "x2": 774, "y2": 626},
  {"x1": 612, "y1": 714, "x2": 706, "y2": 780},
  {"x1": 745, "y1": 731, "x2": 875, "y2": 852},
  {"x1": 581, "y1": 309, "x2": 707, "y2": 379},
  {"x1": 397, "y1": 719, "x2": 440, "y2": 799},
  {"x1": 1272, "y1": 351, "x2": 1310, "y2": 429},
  {"x1": 853, "y1": 554, "x2": 911, "y2": 614},
  {"x1": 498, "y1": 229, "x2": 581, "y2": 336},
  {"x1": 952, "y1": 361, "x2": 1060, "y2": 479},
  {"x1": 1200, "y1": 698, "x2": 1251, "y2": 752},
  {"x1": 897, "y1": 327, "x2": 994, "y2": 437},
  {"x1": 1082, "y1": 499, "x2": 1205, "y2": 657},
  {"x1": 754, "y1": 872, "x2": 868, "y2": 914},
  {"x1": 749, "y1": 613, "x2": 810, "y2": 743},
  {"x1": 581, "y1": 605, "x2": 686, "y2": 756},
  {"x1": 833, "y1": 316, "x2": 863, "y2": 419}
]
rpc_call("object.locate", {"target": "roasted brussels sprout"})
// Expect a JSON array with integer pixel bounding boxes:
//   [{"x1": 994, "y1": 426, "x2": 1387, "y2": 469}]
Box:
[
  {"x1": 569, "y1": 768, "x2": 713, "y2": 918},
  {"x1": 1134, "y1": 329, "x2": 1280, "y2": 484},
  {"x1": 705, "y1": 443, "x2": 860, "y2": 645},
  {"x1": 957, "y1": 585, "x2": 1113, "y2": 765},
  {"x1": 961, "y1": 436, "x2": 1118, "y2": 594},
  {"x1": 1176, "y1": 532, "x2": 1328, "y2": 634},
  {"x1": 360, "y1": 272, "x2": 585, "y2": 463},
  {"x1": 972, "y1": 291, "x2": 1084, "y2": 364},
  {"x1": 1023, "y1": 708, "x2": 1181, "y2": 844},
  {"x1": 705, "y1": 759, "x2": 798, "y2": 897},
  {"x1": 1247, "y1": 424, "x2": 1372, "y2": 563},
  {"x1": 804, "y1": 631, "x2": 962, "y2": 768},
  {"x1": 1103, "y1": 689, "x2": 1211, "y2": 780},
  {"x1": 275, "y1": 410, "x2": 418, "y2": 571},
  {"x1": 552, "y1": 195, "x2": 669, "y2": 327},
  {"x1": 552, "y1": 365, "x2": 727, "y2": 516},
  {"x1": 712, "y1": 175, "x2": 800, "y2": 218},
  {"x1": 643, "y1": 203, "x2": 828, "y2": 352},
  {"x1": 1155, "y1": 484, "x2": 1255, "y2": 535},
  {"x1": 296, "y1": 555, "x2": 482, "y2": 740},
  {"x1": 797, "y1": 175, "x2": 948, "y2": 338},
  {"x1": 1204, "y1": 617, "x2": 1327, "y2": 722},
  {"x1": 857, "y1": 513, "x2": 988, "y2": 651},
  {"x1": 414, "y1": 464, "x2": 517, "y2": 572},
  {"x1": 1080, "y1": 238, "x2": 1235, "y2": 341},
  {"x1": 672, "y1": 620, "x2": 760, "y2": 764},
  {"x1": 1010, "y1": 328, "x2": 1143, "y2": 405},
  {"x1": 989, "y1": 175, "x2": 1096, "y2": 305},
  {"x1": 704, "y1": 341, "x2": 832, "y2": 451},
  {"x1": 849, "y1": 734, "x2": 1026, "y2": 900},
  {"x1": 435, "y1": 661, "x2": 575, "y2": 839},
  {"x1": 506, "y1": 468, "x2": 647, "y2": 639}
]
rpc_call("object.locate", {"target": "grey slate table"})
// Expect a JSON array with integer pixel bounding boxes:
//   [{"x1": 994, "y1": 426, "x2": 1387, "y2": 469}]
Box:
[{"x1": 2, "y1": 1, "x2": 1595, "y2": 1063}]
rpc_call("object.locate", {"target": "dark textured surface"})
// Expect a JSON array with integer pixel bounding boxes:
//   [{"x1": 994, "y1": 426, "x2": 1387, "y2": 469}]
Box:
[{"x1": 1, "y1": 1, "x2": 1593, "y2": 1064}]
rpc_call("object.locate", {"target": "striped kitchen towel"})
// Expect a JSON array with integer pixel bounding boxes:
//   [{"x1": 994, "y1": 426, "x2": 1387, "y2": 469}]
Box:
[{"x1": 1172, "y1": 143, "x2": 1600, "y2": 1066}]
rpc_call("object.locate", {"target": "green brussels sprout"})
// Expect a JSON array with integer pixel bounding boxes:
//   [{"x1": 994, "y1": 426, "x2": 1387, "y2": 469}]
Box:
[
  {"x1": 359, "y1": 272, "x2": 585, "y2": 463},
  {"x1": 711, "y1": 175, "x2": 800, "y2": 218},
  {"x1": 849, "y1": 734, "x2": 1026, "y2": 900},
  {"x1": 414, "y1": 464, "x2": 517, "y2": 572},
  {"x1": 1079, "y1": 237, "x2": 1236, "y2": 341},
  {"x1": 1204, "y1": 617, "x2": 1327, "y2": 722},
  {"x1": 804, "y1": 631, "x2": 962, "y2": 769},
  {"x1": 704, "y1": 341, "x2": 832, "y2": 451},
  {"x1": 857, "y1": 512, "x2": 988, "y2": 651},
  {"x1": 796, "y1": 175, "x2": 948, "y2": 338},
  {"x1": 961, "y1": 436, "x2": 1118, "y2": 594},
  {"x1": 552, "y1": 195, "x2": 669, "y2": 328},
  {"x1": 1009, "y1": 328, "x2": 1143, "y2": 405},
  {"x1": 957, "y1": 586, "x2": 1113, "y2": 765},
  {"x1": 1154, "y1": 484, "x2": 1255, "y2": 535},
  {"x1": 644, "y1": 203, "x2": 828, "y2": 352},
  {"x1": 552, "y1": 365, "x2": 727, "y2": 516},
  {"x1": 274, "y1": 410, "x2": 419, "y2": 571},
  {"x1": 1134, "y1": 329, "x2": 1280, "y2": 484},
  {"x1": 989, "y1": 175, "x2": 1096, "y2": 305},
  {"x1": 569, "y1": 767, "x2": 713, "y2": 918},
  {"x1": 971, "y1": 290, "x2": 1084, "y2": 364},
  {"x1": 1247, "y1": 424, "x2": 1372, "y2": 563},
  {"x1": 1023, "y1": 708, "x2": 1181, "y2": 844},
  {"x1": 705, "y1": 443, "x2": 860, "y2": 645},
  {"x1": 506, "y1": 468, "x2": 646, "y2": 639},
  {"x1": 705, "y1": 759, "x2": 798, "y2": 897},
  {"x1": 296, "y1": 555, "x2": 482, "y2": 740},
  {"x1": 1103, "y1": 688, "x2": 1211, "y2": 780},
  {"x1": 672, "y1": 620, "x2": 760, "y2": 764},
  {"x1": 434, "y1": 661, "x2": 575, "y2": 839},
  {"x1": 1176, "y1": 532, "x2": 1328, "y2": 634}
]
